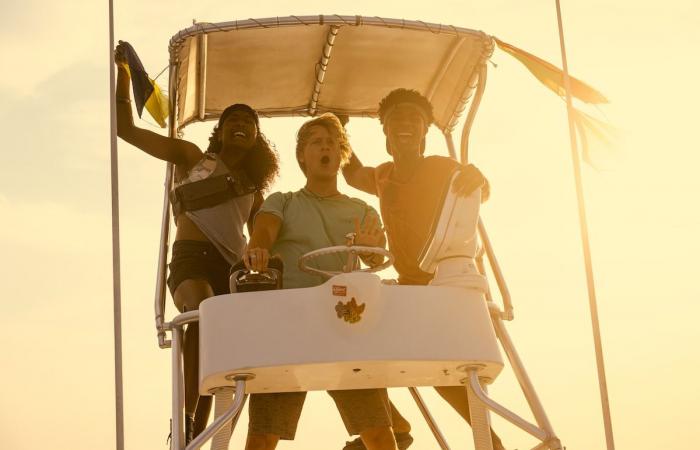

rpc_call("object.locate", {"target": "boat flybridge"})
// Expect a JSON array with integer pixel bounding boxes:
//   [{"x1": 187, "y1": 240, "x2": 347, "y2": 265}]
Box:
[{"x1": 111, "y1": 14, "x2": 612, "y2": 450}]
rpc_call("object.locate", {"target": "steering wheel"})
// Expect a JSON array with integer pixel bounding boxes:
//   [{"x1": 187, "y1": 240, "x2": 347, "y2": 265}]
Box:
[{"x1": 298, "y1": 245, "x2": 394, "y2": 278}]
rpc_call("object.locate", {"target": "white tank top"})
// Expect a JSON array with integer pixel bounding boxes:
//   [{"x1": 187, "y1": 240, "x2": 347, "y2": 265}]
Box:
[{"x1": 174, "y1": 153, "x2": 254, "y2": 265}]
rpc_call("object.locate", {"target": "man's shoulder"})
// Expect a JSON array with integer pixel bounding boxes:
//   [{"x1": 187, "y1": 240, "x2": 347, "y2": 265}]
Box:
[
  {"x1": 266, "y1": 190, "x2": 301, "y2": 200},
  {"x1": 260, "y1": 190, "x2": 299, "y2": 210},
  {"x1": 336, "y1": 194, "x2": 378, "y2": 214},
  {"x1": 424, "y1": 154, "x2": 460, "y2": 168}
]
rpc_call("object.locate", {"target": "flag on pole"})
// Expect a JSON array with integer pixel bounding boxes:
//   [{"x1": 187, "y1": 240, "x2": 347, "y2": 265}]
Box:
[
  {"x1": 495, "y1": 37, "x2": 616, "y2": 167},
  {"x1": 494, "y1": 37, "x2": 608, "y2": 104},
  {"x1": 118, "y1": 40, "x2": 168, "y2": 128}
]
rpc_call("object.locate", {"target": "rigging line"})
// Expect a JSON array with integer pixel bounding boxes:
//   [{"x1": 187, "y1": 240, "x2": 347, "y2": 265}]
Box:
[
  {"x1": 108, "y1": 0, "x2": 125, "y2": 449},
  {"x1": 554, "y1": 2, "x2": 616, "y2": 449},
  {"x1": 153, "y1": 64, "x2": 168, "y2": 81}
]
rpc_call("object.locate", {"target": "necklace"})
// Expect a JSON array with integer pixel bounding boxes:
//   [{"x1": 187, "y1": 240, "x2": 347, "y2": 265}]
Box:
[{"x1": 303, "y1": 187, "x2": 341, "y2": 199}]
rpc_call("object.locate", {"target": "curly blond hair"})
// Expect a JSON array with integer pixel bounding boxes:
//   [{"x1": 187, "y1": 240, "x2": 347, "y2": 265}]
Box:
[{"x1": 295, "y1": 113, "x2": 352, "y2": 174}]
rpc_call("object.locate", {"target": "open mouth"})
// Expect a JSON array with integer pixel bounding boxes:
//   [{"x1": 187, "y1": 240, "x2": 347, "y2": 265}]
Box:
[
  {"x1": 320, "y1": 155, "x2": 330, "y2": 164},
  {"x1": 233, "y1": 131, "x2": 247, "y2": 138}
]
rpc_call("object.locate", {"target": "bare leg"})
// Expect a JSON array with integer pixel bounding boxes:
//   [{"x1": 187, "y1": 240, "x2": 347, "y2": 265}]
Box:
[
  {"x1": 192, "y1": 393, "x2": 212, "y2": 436},
  {"x1": 245, "y1": 433, "x2": 280, "y2": 450},
  {"x1": 434, "y1": 386, "x2": 505, "y2": 449},
  {"x1": 360, "y1": 426, "x2": 398, "y2": 450},
  {"x1": 174, "y1": 279, "x2": 215, "y2": 439}
]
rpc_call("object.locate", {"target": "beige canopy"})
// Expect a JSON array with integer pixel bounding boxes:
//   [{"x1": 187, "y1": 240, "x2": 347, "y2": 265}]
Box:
[{"x1": 168, "y1": 16, "x2": 494, "y2": 133}]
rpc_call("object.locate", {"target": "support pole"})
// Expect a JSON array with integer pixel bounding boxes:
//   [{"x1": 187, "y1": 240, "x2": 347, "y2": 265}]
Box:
[
  {"x1": 108, "y1": 1, "x2": 124, "y2": 449},
  {"x1": 171, "y1": 327, "x2": 186, "y2": 450},
  {"x1": 408, "y1": 387, "x2": 450, "y2": 450},
  {"x1": 554, "y1": 3, "x2": 615, "y2": 449}
]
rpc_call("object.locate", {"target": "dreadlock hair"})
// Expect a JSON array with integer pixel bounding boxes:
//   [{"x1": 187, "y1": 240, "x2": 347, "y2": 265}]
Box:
[
  {"x1": 295, "y1": 113, "x2": 352, "y2": 175},
  {"x1": 206, "y1": 105, "x2": 279, "y2": 191}
]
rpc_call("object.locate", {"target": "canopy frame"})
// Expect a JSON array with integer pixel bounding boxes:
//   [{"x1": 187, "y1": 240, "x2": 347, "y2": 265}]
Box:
[{"x1": 166, "y1": 15, "x2": 493, "y2": 132}]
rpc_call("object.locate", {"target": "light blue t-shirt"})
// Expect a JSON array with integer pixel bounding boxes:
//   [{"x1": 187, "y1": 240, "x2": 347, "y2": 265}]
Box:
[{"x1": 258, "y1": 188, "x2": 382, "y2": 289}]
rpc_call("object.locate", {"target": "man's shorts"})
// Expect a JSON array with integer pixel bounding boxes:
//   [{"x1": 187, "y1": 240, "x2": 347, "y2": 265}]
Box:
[
  {"x1": 248, "y1": 389, "x2": 392, "y2": 440},
  {"x1": 167, "y1": 240, "x2": 231, "y2": 305}
]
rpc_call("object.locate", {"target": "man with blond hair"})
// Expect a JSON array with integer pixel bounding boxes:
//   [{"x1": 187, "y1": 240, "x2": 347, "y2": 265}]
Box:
[{"x1": 242, "y1": 113, "x2": 397, "y2": 450}]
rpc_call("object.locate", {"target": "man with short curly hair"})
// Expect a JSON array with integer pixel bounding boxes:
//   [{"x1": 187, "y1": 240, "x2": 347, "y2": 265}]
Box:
[{"x1": 342, "y1": 89, "x2": 505, "y2": 450}]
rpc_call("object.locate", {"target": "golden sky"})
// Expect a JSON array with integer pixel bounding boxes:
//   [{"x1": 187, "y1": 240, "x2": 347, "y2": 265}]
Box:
[{"x1": 1, "y1": 1, "x2": 698, "y2": 449}]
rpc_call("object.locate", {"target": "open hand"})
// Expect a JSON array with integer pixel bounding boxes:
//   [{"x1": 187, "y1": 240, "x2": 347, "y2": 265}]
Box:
[{"x1": 353, "y1": 215, "x2": 384, "y2": 248}]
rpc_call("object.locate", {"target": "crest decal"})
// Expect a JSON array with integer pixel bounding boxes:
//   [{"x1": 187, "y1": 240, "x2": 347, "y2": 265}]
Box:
[{"x1": 335, "y1": 297, "x2": 365, "y2": 324}]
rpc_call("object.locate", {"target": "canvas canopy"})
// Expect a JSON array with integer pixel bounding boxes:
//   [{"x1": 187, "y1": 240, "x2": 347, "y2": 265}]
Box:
[{"x1": 168, "y1": 15, "x2": 494, "y2": 132}]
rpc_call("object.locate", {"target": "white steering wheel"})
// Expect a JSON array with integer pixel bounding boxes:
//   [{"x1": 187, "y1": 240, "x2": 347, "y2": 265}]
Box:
[{"x1": 298, "y1": 245, "x2": 394, "y2": 278}]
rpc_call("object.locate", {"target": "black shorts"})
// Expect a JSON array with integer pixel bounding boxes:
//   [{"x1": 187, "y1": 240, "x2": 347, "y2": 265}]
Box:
[{"x1": 167, "y1": 240, "x2": 231, "y2": 300}]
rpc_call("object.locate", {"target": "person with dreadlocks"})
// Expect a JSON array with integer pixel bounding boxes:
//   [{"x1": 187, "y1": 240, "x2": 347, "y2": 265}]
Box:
[
  {"x1": 114, "y1": 43, "x2": 280, "y2": 444},
  {"x1": 342, "y1": 88, "x2": 506, "y2": 450}
]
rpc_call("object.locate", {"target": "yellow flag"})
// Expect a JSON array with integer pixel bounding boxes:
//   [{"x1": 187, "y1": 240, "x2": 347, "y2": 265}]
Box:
[{"x1": 495, "y1": 37, "x2": 608, "y2": 104}]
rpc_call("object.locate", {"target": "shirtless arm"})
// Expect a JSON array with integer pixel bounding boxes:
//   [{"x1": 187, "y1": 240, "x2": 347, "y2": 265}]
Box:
[
  {"x1": 342, "y1": 153, "x2": 377, "y2": 195},
  {"x1": 115, "y1": 44, "x2": 201, "y2": 168},
  {"x1": 243, "y1": 212, "x2": 282, "y2": 272}
]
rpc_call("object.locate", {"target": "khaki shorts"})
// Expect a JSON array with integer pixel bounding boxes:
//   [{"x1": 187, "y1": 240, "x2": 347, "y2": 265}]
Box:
[{"x1": 248, "y1": 389, "x2": 392, "y2": 440}]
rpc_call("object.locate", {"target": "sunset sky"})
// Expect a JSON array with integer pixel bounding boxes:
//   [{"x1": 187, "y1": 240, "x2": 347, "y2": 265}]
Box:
[{"x1": 1, "y1": 1, "x2": 698, "y2": 449}]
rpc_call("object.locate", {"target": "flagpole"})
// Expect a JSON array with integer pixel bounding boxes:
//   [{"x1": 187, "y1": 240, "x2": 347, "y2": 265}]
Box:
[
  {"x1": 554, "y1": 2, "x2": 615, "y2": 449},
  {"x1": 108, "y1": 0, "x2": 125, "y2": 449}
]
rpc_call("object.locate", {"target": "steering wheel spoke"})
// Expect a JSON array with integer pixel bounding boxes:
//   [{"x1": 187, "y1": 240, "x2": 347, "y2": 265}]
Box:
[{"x1": 298, "y1": 245, "x2": 394, "y2": 278}]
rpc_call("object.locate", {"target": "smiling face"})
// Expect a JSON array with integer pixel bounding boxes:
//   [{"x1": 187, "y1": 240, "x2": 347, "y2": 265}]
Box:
[
  {"x1": 218, "y1": 109, "x2": 258, "y2": 151},
  {"x1": 383, "y1": 102, "x2": 429, "y2": 159},
  {"x1": 298, "y1": 125, "x2": 343, "y2": 180}
]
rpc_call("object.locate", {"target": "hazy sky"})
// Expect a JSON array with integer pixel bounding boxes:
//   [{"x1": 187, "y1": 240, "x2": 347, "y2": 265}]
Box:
[{"x1": 1, "y1": 1, "x2": 698, "y2": 449}]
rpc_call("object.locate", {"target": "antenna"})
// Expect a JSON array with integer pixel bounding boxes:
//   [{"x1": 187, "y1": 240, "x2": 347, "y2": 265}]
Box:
[
  {"x1": 554, "y1": 2, "x2": 616, "y2": 449},
  {"x1": 108, "y1": 0, "x2": 125, "y2": 448}
]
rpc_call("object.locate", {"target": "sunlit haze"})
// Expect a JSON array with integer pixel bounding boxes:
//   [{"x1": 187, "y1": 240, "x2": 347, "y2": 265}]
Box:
[{"x1": 1, "y1": 1, "x2": 698, "y2": 449}]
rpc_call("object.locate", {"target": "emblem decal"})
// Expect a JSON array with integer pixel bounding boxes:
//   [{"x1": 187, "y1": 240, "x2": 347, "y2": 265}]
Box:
[
  {"x1": 332, "y1": 285, "x2": 347, "y2": 296},
  {"x1": 335, "y1": 297, "x2": 365, "y2": 324}
]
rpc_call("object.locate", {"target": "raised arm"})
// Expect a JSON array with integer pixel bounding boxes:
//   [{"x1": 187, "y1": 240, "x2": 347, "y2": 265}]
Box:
[
  {"x1": 114, "y1": 44, "x2": 201, "y2": 168},
  {"x1": 342, "y1": 152, "x2": 378, "y2": 195},
  {"x1": 243, "y1": 212, "x2": 282, "y2": 272}
]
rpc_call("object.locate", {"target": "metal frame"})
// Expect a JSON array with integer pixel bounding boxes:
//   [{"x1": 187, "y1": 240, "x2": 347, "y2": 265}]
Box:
[
  {"x1": 167, "y1": 15, "x2": 493, "y2": 131},
  {"x1": 196, "y1": 33, "x2": 208, "y2": 120},
  {"x1": 309, "y1": 25, "x2": 339, "y2": 115},
  {"x1": 152, "y1": 15, "x2": 564, "y2": 450},
  {"x1": 408, "y1": 387, "x2": 450, "y2": 449}
]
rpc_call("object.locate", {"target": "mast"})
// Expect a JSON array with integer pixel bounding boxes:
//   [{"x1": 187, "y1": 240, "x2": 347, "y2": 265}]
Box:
[
  {"x1": 554, "y1": 2, "x2": 615, "y2": 449},
  {"x1": 108, "y1": 0, "x2": 125, "y2": 448}
]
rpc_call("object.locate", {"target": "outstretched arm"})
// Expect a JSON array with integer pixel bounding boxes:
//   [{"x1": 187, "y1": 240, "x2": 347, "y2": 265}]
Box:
[
  {"x1": 115, "y1": 43, "x2": 201, "y2": 168},
  {"x1": 342, "y1": 152, "x2": 378, "y2": 195}
]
